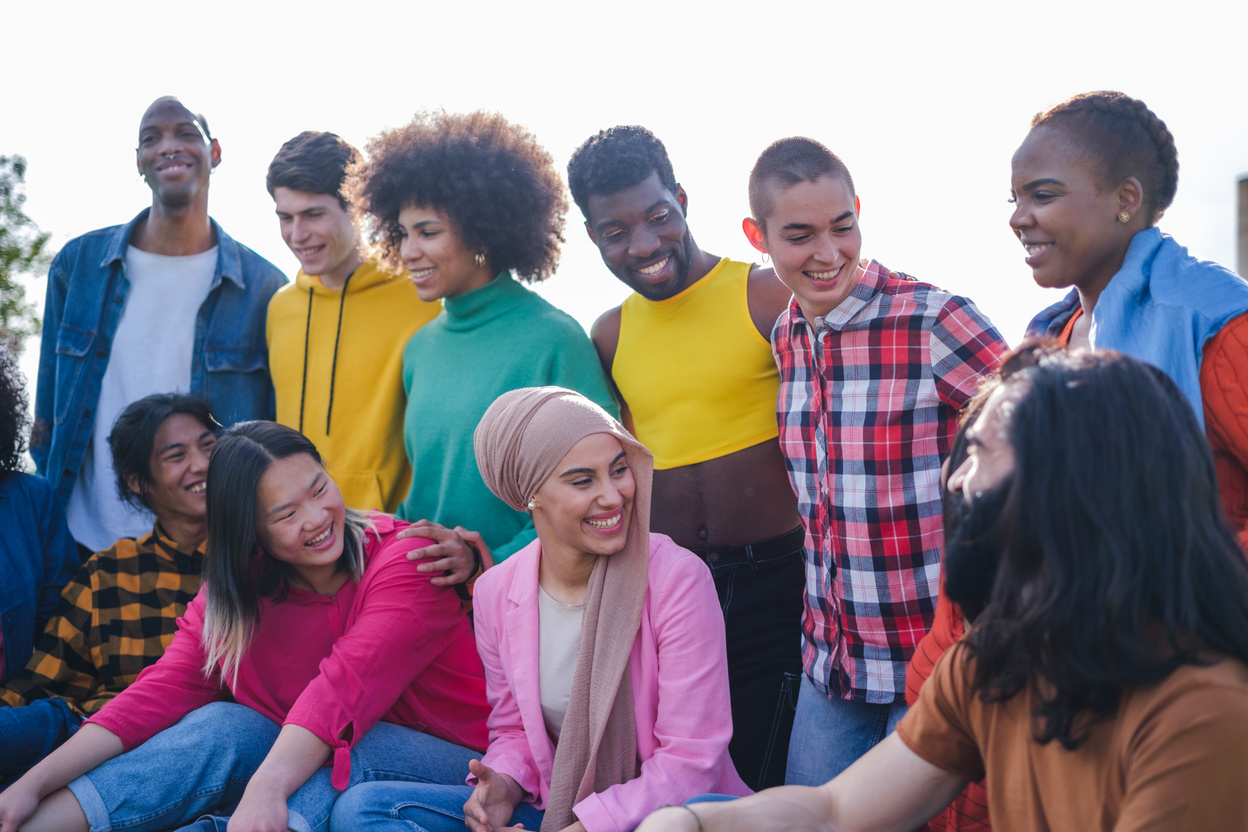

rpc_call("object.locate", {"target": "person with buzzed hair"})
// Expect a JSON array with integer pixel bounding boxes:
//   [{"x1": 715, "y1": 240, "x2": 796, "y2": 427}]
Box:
[
  {"x1": 569, "y1": 126, "x2": 804, "y2": 790},
  {"x1": 32, "y1": 96, "x2": 286, "y2": 556}
]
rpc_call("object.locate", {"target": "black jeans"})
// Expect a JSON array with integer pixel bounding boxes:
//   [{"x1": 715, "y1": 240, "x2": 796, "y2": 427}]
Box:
[{"x1": 695, "y1": 527, "x2": 805, "y2": 791}]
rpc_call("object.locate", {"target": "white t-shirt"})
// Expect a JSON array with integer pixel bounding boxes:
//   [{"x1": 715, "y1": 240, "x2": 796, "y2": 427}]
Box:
[
  {"x1": 538, "y1": 585, "x2": 584, "y2": 743},
  {"x1": 65, "y1": 245, "x2": 217, "y2": 551}
]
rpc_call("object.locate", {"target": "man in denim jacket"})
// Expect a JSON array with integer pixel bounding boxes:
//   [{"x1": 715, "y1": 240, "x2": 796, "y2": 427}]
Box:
[{"x1": 31, "y1": 97, "x2": 286, "y2": 553}]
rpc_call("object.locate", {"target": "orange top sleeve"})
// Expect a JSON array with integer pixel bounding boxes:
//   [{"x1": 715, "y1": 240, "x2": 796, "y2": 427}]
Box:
[{"x1": 1201, "y1": 311, "x2": 1248, "y2": 550}]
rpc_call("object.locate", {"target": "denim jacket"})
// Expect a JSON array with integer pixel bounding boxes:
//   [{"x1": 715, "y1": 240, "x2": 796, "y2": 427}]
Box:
[
  {"x1": 1027, "y1": 228, "x2": 1248, "y2": 429},
  {"x1": 31, "y1": 210, "x2": 287, "y2": 504},
  {"x1": 0, "y1": 473, "x2": 80, "y2": 679}
]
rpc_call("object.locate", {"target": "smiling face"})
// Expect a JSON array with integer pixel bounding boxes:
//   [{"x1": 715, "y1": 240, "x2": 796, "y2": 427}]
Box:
[
  {"x1": 583, "y1": 172, "x2": 695, "y2": 301},
  {"x1": 747, "y1": 174, "x2": 863, "y2": 321},
  {"x1": 1009, "y1": 127, "x2": 1137, "y2": 299},
  {"x1": 131, "y1": 412, "x2": 215, "y2": 527},
  {"x1": 254, "y1": 452, "x2": 347, "y2": 589},
  {"x1": 531, "y1": 433, "x2": 635, "y2": 560},
  {"x1": 947, "y1": 384, "x2": 1022, "y2": 503},
  {"x1": 136, "y1": 98, "x2": 219, "y2": 209},
  {"x1": 397, "y1": 205, "x2": 495, "y2": 302},
  {"x1": 273, "y1": 187, "x2": 362, "y2": 289}
]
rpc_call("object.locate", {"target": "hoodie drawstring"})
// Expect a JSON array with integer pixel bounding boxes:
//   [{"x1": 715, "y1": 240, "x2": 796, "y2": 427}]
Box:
[{"x1": 298, "y1": 271, "x2": 354, "y2": 437}]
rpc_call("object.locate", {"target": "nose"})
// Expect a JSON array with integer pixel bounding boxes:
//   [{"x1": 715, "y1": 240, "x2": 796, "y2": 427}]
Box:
[
  {"x1": 627, "y1": 226, "x2": 661, "y2": 259},
  {"x1": 946, "y1": 456, "x2": 971, "y2": 496},
  {"x1": 400, "y1": 234, "x2": 422, "y2": 265},
  {"x1": 812, "y1": 233, "x2": 839, "y2": 264},
  {"x1": 291, "y1": 217, "x2": 310, "y2": 244},
  {"x1": 189, "y1": 445, "x2": 211, "y2": 476},
  {"x1": 1009, "y1": 199, "x2": 1030, "y2": 233}
]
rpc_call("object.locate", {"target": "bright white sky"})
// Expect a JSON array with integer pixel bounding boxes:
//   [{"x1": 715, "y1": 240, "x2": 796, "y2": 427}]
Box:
[{"x1": 7, "y1": 0, "x2": 1248, "y2": 396}]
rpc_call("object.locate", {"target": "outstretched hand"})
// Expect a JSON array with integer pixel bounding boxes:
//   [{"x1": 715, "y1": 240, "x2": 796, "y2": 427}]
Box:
[
  {"x1": 401, "y1": 521, "x2": 491, "y2": 586},
  {"x1": 463, "y1": 758, "x2": 523, "y2": 832}
]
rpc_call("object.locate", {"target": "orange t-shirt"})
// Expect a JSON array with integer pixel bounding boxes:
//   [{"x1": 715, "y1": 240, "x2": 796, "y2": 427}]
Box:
[{"x1": 898, "y1": 643, "x2": 1248, "y2": 831}]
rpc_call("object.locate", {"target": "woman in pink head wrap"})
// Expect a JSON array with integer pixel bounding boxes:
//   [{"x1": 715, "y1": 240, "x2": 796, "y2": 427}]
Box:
[{"x1": 330, "y1": 387, "x2": 750, "y2": 832}]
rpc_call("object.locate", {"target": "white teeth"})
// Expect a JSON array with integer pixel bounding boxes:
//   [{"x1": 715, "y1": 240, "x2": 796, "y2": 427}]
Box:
[
  {"x1": 410, "y1": 267, "x2": 435, "y2": 278},
  {"x1": 188, "y1": 483, "x2": 206, "y2": 493},
  {"x1": 586, "y1": 513, "x2": 622, "y2": 529},
  {"x1": 637, "y1": 257, "x2": 669, "y2": 276},
  {"x1": 306, "y1": 527, "x2": 331, "y2": 546},
  {"x1": 806, "y1": 268, "x2": 839, "y2": 282},
  {"x1": 1025, "y1": 244, "x2": 1051, "y2": 255}
]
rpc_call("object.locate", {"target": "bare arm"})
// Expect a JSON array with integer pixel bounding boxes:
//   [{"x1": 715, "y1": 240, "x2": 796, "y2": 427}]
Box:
[
  {"x1": 745, "y1": 265, "x2": 793, "y2": 341},
  {"x1": 226, "y1": 724, "x2": 331, "y2": 832},
  {"x1": 0, "y1": 723, "x2": 124, "y2": 832},
  {"x1": 636, "y1": 734, "x2": 965, "y2": 832}
]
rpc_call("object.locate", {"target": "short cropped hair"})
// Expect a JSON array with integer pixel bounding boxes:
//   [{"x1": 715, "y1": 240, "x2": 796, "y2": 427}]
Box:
[
  {"x1": 748, "y1": 137, "x2": 855, "y2": 228},
  {"x1": 266, "y1": 131, "x2": 361, "y2": 209},
  {"x1": 108, "y1": 393, "x2": 217, "y2": 512},
  {"x1": 348, "y1": 111, "x2": 566, "y2": 282},
  {"x1": 567, "y1": 125, "x2": 679, "y2": 219}
]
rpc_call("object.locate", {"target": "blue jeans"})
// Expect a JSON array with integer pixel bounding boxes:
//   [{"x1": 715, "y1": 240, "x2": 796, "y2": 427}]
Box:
[
  {"x1": 330, "y1": 783, "x2": 545, "y2": 832},
  {"x1": 65, "y1": 702, "x2": 478, "y2": 832},
  {"x1": 784, "y1": 674, "x2": 908, "y2": 785},
  {"x1": 0, "y1": 698, "x2": 84, "y2": 781}
]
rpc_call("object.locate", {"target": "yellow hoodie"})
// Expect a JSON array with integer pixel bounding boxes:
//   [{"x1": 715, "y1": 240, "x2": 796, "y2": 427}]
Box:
[{"x1": 266, "y1": 259, "x2": 440, "y2": 512}]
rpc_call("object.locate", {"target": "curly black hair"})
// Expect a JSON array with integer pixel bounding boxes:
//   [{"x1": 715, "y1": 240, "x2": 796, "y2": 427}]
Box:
[
  {"x1": 349, "y1": 111, "x2": 566, "y2": 282},
  {"x1": 566, "y1": 125, "x2": 678, "y2": 221},
  {"x1": 0, "y1": 339, "x2": 30, "y2": 478}
]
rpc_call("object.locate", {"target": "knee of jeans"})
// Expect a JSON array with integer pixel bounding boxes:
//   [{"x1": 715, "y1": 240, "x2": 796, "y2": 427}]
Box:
[{"x1": 329, "y1": 783, "x2": 386, "y2": 827}]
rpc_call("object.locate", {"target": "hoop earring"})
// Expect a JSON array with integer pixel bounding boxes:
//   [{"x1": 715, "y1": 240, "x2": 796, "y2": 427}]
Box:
[
  {"x1": 1118, "y1": 212, "x2": 1131, "y2": 224},
  {"x1": 761, "y1": 252, "x2": 771, "y2": 264},
  {"x1": 475, "y1": 251, "x2": 487, "y2": 269}
]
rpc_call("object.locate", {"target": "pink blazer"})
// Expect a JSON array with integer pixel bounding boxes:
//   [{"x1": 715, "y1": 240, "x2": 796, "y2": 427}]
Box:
[{"x1": 472, "y1": 533, "x2": 751, "y2": 832}]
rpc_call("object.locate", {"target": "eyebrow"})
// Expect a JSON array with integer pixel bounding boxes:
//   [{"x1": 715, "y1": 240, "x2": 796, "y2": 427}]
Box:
[
  {"x1": 558, "y1": 451, "x2": 628, "y2": 478},
  {"x1": 157, "y1": 429, "x2": 213, "y2": 456},
  {"x1": 266, "y1": 471, "x2": 324, "y2": 518},
  {"x1": 1019, "y1": 177, "x2": 1064, "y2": 192},
  {"x1": 406, "y1": 219, "x2": 441, "y2": 231},
  {"x1": 592, "y1": 200, "x2": 671, "y2": 233},
  {"x1": 780, "y1": 210, "x2": 854, "y2": 232}
]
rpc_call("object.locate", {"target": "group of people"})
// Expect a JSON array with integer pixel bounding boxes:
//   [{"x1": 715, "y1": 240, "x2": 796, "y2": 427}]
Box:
[{"x1": 0, "y1": 87, "x2": 1245, "y2": 832}]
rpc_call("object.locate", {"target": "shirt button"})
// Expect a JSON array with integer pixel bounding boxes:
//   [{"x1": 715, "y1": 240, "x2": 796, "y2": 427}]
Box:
[{"x1": 96, "y1": 349, "x2": 107, "y2": 358}]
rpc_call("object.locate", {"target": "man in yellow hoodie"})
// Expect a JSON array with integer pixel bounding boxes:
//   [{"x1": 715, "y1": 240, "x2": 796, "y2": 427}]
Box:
[{"x1": 265, "y1": 132, "x2": 441, "y2": 512}]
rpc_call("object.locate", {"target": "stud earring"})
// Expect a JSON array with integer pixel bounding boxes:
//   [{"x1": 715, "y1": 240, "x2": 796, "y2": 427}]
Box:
[
  {"x1": 475, "y1": 251, "x2": 487, "y2": 269},
  {"x1": 1118, "y1": 212, "x2": 1131, "y2": 224},
  {"x1": 527, "y1": 500, "x2": 536, "y2": 511}
]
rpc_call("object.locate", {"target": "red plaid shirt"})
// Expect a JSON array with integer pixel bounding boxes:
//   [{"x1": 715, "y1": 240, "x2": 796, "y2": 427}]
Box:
[{"x1": 773, "y1": 260, "x2": 1006, "y2": 703}]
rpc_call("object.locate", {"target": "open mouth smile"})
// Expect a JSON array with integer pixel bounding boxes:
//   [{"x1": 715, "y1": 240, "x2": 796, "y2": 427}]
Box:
[{"x1": 586, "y1": 512, "x2": 623, "y2": 530}]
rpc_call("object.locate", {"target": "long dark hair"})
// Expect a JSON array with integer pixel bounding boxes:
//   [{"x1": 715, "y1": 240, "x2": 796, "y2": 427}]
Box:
[
  {"x1": 966, "y1": 344, "x2": 1248, "y2": 749},
  {"x1": 201, "y1": 421, "x2": 372, "y2": 683}
]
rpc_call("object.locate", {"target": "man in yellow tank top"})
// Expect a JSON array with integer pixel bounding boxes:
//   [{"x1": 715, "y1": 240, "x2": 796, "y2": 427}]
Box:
[{"x1": 568, "y1": 126, "x2": 804, "y2": 790}]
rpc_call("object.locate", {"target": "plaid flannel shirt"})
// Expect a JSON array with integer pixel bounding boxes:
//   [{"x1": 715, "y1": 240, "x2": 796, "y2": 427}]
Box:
[
  {"x1": 773, "y1": 260, "x2": 1006, "y2": 703},
  {"x1": 0, "y1": 525, "x2": 205, "y2": 716}
]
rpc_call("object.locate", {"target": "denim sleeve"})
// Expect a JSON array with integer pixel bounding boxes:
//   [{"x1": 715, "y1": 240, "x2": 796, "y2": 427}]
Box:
[
  {"x1": 31, "y1": 248, "x2": 70, "y2": 475},
  {"x1": 36, "y1": 479, "x2": 80, "y2": 627}
]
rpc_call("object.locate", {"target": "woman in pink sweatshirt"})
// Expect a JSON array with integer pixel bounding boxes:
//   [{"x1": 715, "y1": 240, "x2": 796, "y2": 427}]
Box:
[{"x1": 0, "y1": 421, "x2": 490, "y2": 832}]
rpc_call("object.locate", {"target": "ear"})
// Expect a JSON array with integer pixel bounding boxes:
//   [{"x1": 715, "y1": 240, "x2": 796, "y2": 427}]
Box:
[
  {"x1": 584, "y1": 220, "x2": 596, "y2": 243},
  {"x1": 126, "y1": 472, "x2": 144, "y2": 497},
  {"x1": 136, "y1": 149, "x2": 142, "y2": 178},
  {"x1": 675, "y1": 184, "x2": 689, "y2": 215},
  {"x1": 210, "y1": 139, "x2": 222, "y2": 169},
  {"x1": 855, "y1": 195, "x2": 862, "y2": 217},
  {"x1": 1116, "y1": 176, "x2": 1143, "y2": 218},
  {"x1": 742, "y1": 217, "x2": 768, "y2": 254}
]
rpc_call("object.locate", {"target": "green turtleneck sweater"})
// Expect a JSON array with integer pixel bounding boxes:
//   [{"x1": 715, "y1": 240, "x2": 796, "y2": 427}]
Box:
[{"x1": 398, "y1": 273, "x2": 618, "y2": 560}]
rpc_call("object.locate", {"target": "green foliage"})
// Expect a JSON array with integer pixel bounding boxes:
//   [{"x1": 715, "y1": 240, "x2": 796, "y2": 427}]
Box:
[{"x1": 0, "y1": 155, "x2": 53, "y2": 349}]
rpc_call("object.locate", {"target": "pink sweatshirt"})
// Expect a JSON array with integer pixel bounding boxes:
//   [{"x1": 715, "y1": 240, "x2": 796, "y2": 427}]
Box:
[{"x1": 87, "y1": 514, "x2": 490, "y2": 787}]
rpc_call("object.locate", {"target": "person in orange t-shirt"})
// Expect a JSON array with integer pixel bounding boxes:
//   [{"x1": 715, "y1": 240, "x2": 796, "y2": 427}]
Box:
[{"x1": 636, "y1": 345, "x2": 1248, "y2": 832}]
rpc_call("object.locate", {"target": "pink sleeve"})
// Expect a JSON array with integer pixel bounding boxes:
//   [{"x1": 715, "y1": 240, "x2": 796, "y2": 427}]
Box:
[
  {"x1": 573, "y1": 552, "x2": 745, "y2": 832},
  {"x1": 85, "y1": 588, "x2": 225, "y2": 749},
  {"x1": 475, "y1": 571, "x2": 545, "y2": 803},
  {"x1": 282, "y1": 533, "x2": 467, "y2": 788}
]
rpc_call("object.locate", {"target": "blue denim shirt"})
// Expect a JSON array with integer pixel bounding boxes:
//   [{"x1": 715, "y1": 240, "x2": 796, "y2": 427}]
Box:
[
  {"x1": 31, "y1": 210, "x2": 288, "y2": 504},
  {"x1": 0, "y1": 473, "x2": 80, "y2": 679}
]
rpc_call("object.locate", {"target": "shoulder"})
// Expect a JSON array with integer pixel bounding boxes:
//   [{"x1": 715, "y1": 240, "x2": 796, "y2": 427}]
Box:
[
  {"x1": 645, "y1": 534, "x2": 713, "y2": 597},
  {"x1": 218, "y1": 229, "x2": 287, "y2": 290},
  {"x1": 2, "y1": 472, "x2": 57, "y2": 504},
  {"x1": 590, "y1": 305, "x2": 623, "y2": 347},
  {"x1": 746, "y1": 262, "x2": 794, "y2": 327},
  {"x1": 473, "y1": 539, "x2": 537, "y2": 610}
]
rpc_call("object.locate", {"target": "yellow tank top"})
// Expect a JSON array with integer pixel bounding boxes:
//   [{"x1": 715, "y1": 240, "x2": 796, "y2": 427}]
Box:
[{"x1": 613, "y1": 258, "x2": 781, "y2": 470}]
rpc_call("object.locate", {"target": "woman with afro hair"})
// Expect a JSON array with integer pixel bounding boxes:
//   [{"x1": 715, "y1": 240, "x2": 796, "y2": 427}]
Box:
[
  {"x1": 350, "y1": 111, "x2": 617, "y2": 575},
  {"x1": 0, "y1": 339, "x2": 79, "y2": 686}
]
